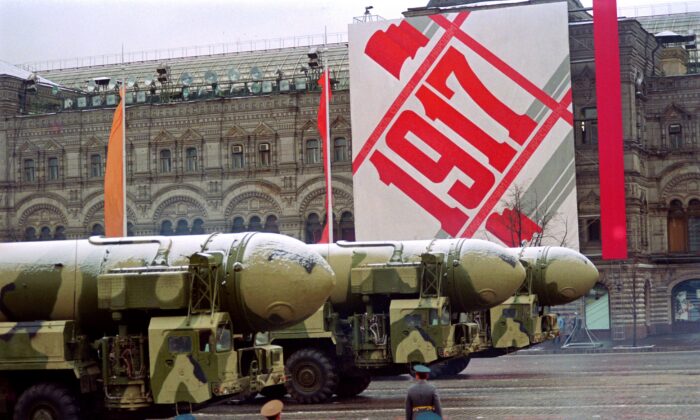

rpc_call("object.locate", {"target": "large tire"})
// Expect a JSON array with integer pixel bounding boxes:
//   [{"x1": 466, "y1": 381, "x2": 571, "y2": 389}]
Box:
[
  {"x1": 14, "y1": 382, "x2": 80, "y2": 420},
  {"x1": 259, "y1": 384, "x2": 287, "y2": 399},
  {"x1": 284, "y1": 348, "x2": 338, "y2": 404},
  {"x1": 430, "y1": 356, "x2": 471, "y2": 378},
  {"x1": 335, "y1": 368, "x2": 371, "y2": 398}
]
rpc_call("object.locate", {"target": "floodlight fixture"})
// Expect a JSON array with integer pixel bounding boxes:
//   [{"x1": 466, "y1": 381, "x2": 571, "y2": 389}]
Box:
[{"x1": 156, "y1": 65, "x2": 170, "y2": 83}]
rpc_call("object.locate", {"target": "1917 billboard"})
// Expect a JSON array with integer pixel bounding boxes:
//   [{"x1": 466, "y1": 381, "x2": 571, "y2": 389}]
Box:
[{"x1": 349, "y1": 2, "x2": 578, "y2": 248}]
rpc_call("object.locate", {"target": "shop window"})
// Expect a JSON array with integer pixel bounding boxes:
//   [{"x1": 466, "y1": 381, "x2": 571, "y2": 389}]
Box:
[
  {"x1": 672, "y1": 280, "x2": 700, "y2": 332},
  {"x1": 585, "y1": 283, "x2": 610, "y2": 330}
]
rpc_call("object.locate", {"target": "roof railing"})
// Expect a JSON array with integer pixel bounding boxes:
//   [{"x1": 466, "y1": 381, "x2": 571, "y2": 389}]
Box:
[{"x1": 17, "y1": 32, "x2": 348, "y2": 73}]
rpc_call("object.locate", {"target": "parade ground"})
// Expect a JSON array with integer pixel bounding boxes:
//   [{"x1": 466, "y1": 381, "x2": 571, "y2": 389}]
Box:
[{"x1": 196, "y1": 348, "x2": 700, "y2": 419}]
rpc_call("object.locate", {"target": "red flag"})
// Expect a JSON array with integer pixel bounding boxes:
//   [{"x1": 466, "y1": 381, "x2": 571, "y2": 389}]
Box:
[
  {"x1": 104, "y1": 87, "x2": 126, "y2": 237},
  {"x1": 594, "y1": 0, "x2": 627, "y2": 259},
  {"x1": 317, "y1": 70, "x2": 333, "y2": 243}
]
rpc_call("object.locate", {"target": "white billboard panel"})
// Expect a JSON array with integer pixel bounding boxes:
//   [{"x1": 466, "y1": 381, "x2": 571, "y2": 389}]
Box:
[{"x1": 349, "y1": 2, "x2": 579, "y2": 248}]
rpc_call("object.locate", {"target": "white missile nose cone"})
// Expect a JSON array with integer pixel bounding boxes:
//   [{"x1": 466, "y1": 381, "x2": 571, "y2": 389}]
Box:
[
  {"x1": 543, "y1": 247, "x2": 599, "y2": 305},
  {"x1": 232, "y1": 233, "x2": 336, "y2": 331},
  {"x1": 453, "y1": 240, "x2": 526, "y2": 311}
]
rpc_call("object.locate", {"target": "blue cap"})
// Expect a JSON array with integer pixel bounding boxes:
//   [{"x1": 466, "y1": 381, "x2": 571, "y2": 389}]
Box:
[{"x1": 414, "y1": 364, "x2": 431, "y2": 373}]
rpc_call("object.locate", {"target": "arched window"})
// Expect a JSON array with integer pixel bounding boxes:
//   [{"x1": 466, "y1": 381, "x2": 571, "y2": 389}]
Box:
[
  {"x1": 39, "y1": 227, "x2": 52, "y2": 241},
  {"x1": 91, "y1": 223, "x2": 105, "y2": 236},
  {"x1": 160, "y1": 149, "x2": 172, "y2": 173},
  {"x1": 54, "y1": 226, "x2": 66, "y2": 240},
  {"x1": 90, "y1": 154, "x2": 103, "y2": 178},
  {"x1": 305, "y1": 139, "x2": 320, "y2": 164},
  {"x1": 160, "y1": 220, "x2": 174, "y2": 236},
  {"x1": 231, "y1": 217, "x2": 246, "y2": 233},
  {"x1": 688, "y1": 199, "x2": 700, "y2": 252},
  {"x1": 24, "y1": 227, "x2": 37, "y2": 241},
  {"x1": 334, "y1": 137, "x2": 349, "y2": 162},
  {"x1": 668, "y1": 200, "x2": 687, "y2": 253},
  {"x1": 175, "y1": 219, "x2": 189, "y2": 235},
  {"x1": 192, "y1": 218, "x2": 205, "y2": 235},
  {"x1": 323, "y1": 213, "x2": 338, "y2": 241},
  {"x1": 264, "y1": 215, "x2": 280, "y2": 233},
  {"x1": 305, "y1": 212, "x2": 322, "y2": 244},
  {"x1": 185, "y1": 147, "x2": 198, "y2": 172},
  {"x1": 249, "y1": 216, "x2": 263, "y2": 232},
  {"x1": 669, "y1": 124, "x2": 683, "y2": 149},
  {"x1": 339, "y1": 211, "x2": 355, "y2": 241}
]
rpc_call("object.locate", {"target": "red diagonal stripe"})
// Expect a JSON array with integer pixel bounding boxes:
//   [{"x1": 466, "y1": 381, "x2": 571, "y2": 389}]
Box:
[
  {"x1": 430, "y1": 14, "x2": 573, "y2": 123},
  {"x1": 353, "y1": 12, "x2": 470, "y2": 175},
  {"x1": 461, "y1": 89, "x2": 573, "y2": 237}
]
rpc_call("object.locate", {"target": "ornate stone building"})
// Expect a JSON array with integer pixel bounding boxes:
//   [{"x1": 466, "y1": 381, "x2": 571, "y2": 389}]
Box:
[
  {"x1": 1, "y1": 3, "x2": 700, "y2": 339},
  {"x1": 0, "y1": 46, "x2": 357, "y2": 245}
]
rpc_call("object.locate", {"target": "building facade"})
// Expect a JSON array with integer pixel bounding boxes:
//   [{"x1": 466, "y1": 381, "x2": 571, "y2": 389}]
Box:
[{"x1": 2, "y1": 3, "x2": 700, "y2": 339}]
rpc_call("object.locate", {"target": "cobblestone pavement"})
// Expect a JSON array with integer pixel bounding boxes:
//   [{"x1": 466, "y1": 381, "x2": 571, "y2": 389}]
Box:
[{"x1": 194, "y1": 350, "x2": 700, "y2": 419}]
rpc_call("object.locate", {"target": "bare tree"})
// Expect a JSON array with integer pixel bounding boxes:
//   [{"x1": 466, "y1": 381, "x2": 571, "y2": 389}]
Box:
[{"x1": 488, "y1": 183, "x2": 570, "y2": 247}]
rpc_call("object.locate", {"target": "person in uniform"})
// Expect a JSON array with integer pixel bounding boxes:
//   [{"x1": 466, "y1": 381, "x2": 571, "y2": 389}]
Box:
[
  {"x1": 260, "y1": 399, "x2": 284, "y2": 420},
  {"x1": 405, "y1": 364, "x2": 442, "y2": 419}
]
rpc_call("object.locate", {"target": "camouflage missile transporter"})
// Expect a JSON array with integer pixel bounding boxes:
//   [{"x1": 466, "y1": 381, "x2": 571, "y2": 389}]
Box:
[
  {"x1": 265, "y1": 239, "x2": 598, "y2": 403},
  {"x1": 0, "y1": 232, "x2": 335, "y2": 419}
]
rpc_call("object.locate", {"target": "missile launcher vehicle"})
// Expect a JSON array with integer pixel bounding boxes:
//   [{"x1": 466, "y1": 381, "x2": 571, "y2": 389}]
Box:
[
  {"x1": 264, "y1": 238, "x2": 598, "y2": 403},
  {"x1": 0, "y1": 232, "x2": 335, "y2": 419}
]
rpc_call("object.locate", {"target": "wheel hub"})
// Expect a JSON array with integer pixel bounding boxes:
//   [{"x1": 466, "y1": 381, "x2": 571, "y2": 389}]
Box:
[
  {"x1": 297, "y1": 364, "x2": 320, "y2": 389},
  {"x1": 31, "y1": 407, "x2": 57, "y2": 420}
]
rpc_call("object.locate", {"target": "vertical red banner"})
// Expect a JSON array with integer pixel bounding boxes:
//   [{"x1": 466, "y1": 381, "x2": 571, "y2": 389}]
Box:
[
  {"x1": 317, "y1": 70, "x2": 333, "y2": 243},
  {"x1": 594, "y1": 0, "x2": 628, "y2": 259}
]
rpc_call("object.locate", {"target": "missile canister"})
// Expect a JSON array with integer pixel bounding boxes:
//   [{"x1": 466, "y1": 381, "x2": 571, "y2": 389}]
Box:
[
  {"x1": 0, "y1": 232, "x2": 335, "y2": 334},
  {"x1": 311, "y1": 238, "x2": 526, "y2": 314},
  {"x1": 517, "y1": 246, "x2": 599, "y2": 306}
]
